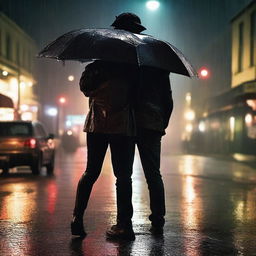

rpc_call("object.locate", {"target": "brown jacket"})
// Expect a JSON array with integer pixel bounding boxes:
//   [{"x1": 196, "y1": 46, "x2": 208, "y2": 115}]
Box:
[{"x1": 80, "y1": 61, "x2": 137, "y2": 136}]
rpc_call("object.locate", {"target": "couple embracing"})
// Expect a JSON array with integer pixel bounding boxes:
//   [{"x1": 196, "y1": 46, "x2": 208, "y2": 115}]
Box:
[{"x1": 71, "y1": 12, "x2": 173, "y2": 241}]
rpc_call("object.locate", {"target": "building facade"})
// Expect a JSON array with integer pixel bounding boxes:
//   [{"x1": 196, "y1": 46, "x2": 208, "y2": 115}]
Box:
[
  {"x1": 0, "y1": 12, "x2": 38, "y2": 121},
  {"x1": 186, "y1": 1, "x2": 256, "y2": 155}
]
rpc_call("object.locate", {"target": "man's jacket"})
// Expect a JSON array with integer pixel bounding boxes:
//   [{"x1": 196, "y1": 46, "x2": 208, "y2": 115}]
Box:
[
  {"x1": 80, "y1": 61, "x2": 137, "y2": 136},
  {"x1": 135, "y1": 67, "x2": 173, "y2": 135}
]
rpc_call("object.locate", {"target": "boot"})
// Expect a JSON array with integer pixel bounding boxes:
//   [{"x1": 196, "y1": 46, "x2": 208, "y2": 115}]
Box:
[
  {"x1": 106, "y1": 223, "x2": 135, "y2": 241},
  {"x1": 71, "y1": 216, "x2": 87, "y2": 238}
]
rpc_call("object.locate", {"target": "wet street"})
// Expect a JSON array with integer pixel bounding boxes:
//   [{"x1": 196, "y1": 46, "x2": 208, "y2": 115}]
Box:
[{"x1": 0, "y1": 147, "x2": 256, "y2": 256}]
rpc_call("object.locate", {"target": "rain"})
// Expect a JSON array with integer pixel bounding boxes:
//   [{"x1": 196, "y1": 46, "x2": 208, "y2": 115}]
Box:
[{"x1": 0, "y1": 0, "x2": 256, "y2": 255}]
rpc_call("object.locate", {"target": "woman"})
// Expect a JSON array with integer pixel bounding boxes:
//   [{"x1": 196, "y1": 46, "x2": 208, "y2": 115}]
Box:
[{"x1": 71, "y1": 60, "x2": 138, "y2": 240}]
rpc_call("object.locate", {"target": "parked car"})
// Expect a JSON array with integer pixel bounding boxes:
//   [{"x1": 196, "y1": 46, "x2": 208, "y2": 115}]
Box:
[{"x1": 0, "y1": 121, "x2": 55, "y2": 175}]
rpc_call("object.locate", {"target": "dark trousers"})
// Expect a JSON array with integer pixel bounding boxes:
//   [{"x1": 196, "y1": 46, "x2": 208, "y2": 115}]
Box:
[
  {"x1": 136, "y1": 129, "x2": 165, "y2": 227},
  {"x1": 73, "y1": 133, "x2": 135, "y2": 225}
]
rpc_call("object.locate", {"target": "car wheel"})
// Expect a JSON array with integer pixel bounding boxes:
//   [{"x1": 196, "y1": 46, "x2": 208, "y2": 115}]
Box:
[
  {"x1": 31, "y1": 154, "x2": 42, "y2": 175},
  {"x1": 46, "y1": 154, "x2": 55, "y2": 175}
]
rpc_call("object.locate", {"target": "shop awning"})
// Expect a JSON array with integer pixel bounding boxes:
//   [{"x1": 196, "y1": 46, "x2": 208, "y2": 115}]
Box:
[
  {"x1": 0, "y1": 94, "x2": 14, "y2": 108},
  {"x1": 208, "y1": 80, "x2": 256, "y2": 111}
]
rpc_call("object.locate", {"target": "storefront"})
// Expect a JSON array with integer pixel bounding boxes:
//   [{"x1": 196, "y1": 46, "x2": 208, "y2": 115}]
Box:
[{"x1": 0, "y1": 12, "x2": 38, "y2": 121}]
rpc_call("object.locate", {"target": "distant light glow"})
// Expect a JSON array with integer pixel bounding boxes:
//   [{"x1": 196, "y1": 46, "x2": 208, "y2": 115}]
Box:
[
  {"x1": 201, "y1": 69, "x2": 208, "y2": 76},
  {"x1": 67, "y1": 130, "x2": 73, "y2": 136},
  {"x1": 66, "y1": 120, "x2": 72, "y2": 127},
  {"x1": 0, "y1": 108, "x2": 14, "y2": 121},
  {"x1": 247, "y1": 99, "x2": 256, "y2": 110},
  {"x1": 20, "y1": 104, "x2": 29, "y2": 112},
  {"x1": 20, "y1": 82, "x2": 26, "y2": 88},
  {"x1": 2, "y1": 70, "x2": 8, "y2": 76},
  {"x1": 199, "y1": 121, "x2": 206, "y2": 132},
  {"x1": 146, "y1": 1, "x2": 160, "y2": 11},
  {"x1": 199, "y1": 67, "x2": 209, "y2": 79},
  {"x1": 186, "y1": 124, "x2": 193, "y2": 133},
  {"x1": 59, "y1": 97, "x2": 66, "y2": 104},
  {"x1": 21, "y1": 112, "x2": 33, "y2": 121},
  {"x1": 185, "y1": 93, "x2": 191, "y2": 103},
  {"x1": 68, "y1": 75, "x2": 74, "y2": 82},
  {"x1": 230, "y1": 116, "x2": 235, "y2": 141},
  {"x1": 47, "y1": 107, "x2": 58, "y2": 116},
  {"x1": 210, "y1": 121, "x2": 220, "y2": 130},
  {"x1": 245, "y1": 113, "x2": 253, "y2": 126},
  {"x1": 31, "y1": 106, "x2": 38, "y2": 112},
  {"x1": 185, "y1": 110, "x2": 195, "y2": 121}
]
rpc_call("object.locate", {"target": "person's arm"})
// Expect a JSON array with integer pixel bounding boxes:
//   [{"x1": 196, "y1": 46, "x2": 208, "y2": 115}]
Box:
[
  {"x1": 79, "y1": 62, "x2": 99, "y2": 97},
  {"x1": 80, "y1": 61, "x2": 110, "y2": 97}
]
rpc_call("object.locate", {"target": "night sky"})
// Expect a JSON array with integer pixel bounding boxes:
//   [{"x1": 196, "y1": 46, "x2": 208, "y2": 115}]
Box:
[{"x1": 0, "y1": 0, "x2": 253, "y2": 146}]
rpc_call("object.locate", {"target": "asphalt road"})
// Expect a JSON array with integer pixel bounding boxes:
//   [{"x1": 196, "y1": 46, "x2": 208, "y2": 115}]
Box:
[{"x1": 0, "y1": 147, "x2": 256, "y2": 256}]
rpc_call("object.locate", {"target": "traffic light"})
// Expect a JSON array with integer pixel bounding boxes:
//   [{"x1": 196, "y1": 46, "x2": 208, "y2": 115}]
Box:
[
  {"x1": 199, "y1": 67, "x2": 209, "y2": 79},
  {"x1": 58, "y1": 96, "x2": 66, "y2": 104}
]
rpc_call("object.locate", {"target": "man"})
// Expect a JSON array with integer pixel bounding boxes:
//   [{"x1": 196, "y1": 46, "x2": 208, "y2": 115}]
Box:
[
  {"x1": 110, "y1": 13, "x2": 173, "y2": 236},
  {"x1": 71, "y1": 60, "x2": 138, "y2": 240}
]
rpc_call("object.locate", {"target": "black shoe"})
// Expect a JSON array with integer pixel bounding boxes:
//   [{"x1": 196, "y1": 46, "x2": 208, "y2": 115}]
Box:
[
  {"x1": 106, "y1": 224, "x2": 135, "y2": 241},
  {"x1": 71, "y1": 217, "x2": 87, "y2": 238},
  {"x1": 149, "y1": 226, "x2": 163, "y2": 236}
]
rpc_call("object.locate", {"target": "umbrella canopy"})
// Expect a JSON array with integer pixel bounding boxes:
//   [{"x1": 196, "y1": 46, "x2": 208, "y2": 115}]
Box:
[{"x1": 38, "y1": 28, "x2": 197, "y2": 77}]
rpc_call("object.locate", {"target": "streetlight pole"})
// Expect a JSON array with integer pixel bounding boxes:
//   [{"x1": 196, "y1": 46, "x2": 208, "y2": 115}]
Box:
[
  {"x1": 46, "y1": 107, "x2": 58, "y2": 135},
  {"x1": 57, "y1": 96, "x2": 66, "y2": 137}
]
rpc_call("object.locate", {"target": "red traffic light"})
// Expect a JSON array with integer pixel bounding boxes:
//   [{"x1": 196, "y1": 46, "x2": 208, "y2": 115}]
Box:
[
  {"x1": 58, "y1": 96, "x2": 66, "y2": 104},
  {"x1": 199, "y1": 67, "x2": 209, "y2": 79}
]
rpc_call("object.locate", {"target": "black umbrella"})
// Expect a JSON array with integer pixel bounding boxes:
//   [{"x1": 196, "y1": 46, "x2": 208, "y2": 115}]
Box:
[{"x1": 38, "y1": 28, "x2": 197, "y2": 77}]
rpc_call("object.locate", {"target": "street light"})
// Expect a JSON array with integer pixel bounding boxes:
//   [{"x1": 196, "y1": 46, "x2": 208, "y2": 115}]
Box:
[
  {"x1": 45, "y1": 106, "x2": 58, "y2": 135},
  {"x1": 185, "y1": 110, "x2": 195, "y2": 121},
  {"x1": 2, "y1": 70, "x2": 8, "y2": 76},
  {"x1": 146, "y1": 0, "x2": 160, "y2": 11},
  {"x1": 46, "y1": 107, "x2": 58, "y2": 117},
  {"x1": 68, "y1": 75, "x2": 74, "y2": 82},
  {"x1": 57, "y1": 96, "x2": 67, "y2": 136},
  {"x1": 59, "y1": 96, "x2": 66, "y2": 104}
]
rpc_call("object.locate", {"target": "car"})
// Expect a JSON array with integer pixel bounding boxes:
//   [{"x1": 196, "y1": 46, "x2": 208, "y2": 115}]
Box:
[{"x1": 0, "y1": 120, "x2": 55, "y2": 175}]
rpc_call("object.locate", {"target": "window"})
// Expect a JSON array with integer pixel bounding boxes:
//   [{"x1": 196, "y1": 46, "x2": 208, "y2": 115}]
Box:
[
  {"x1": 250, "y1": 11, "x2": 256, "y2": 66},
  {"x1": 238, "y1": 22, "x2": 244, "y2": 72},
  {"x1": 6, "y1": 34, "x2": 12, "y2": 60},
  {"x1": 34, "y1": 123, "x2": 47, "y2": 138},
  {"x1": 0, "y1": 123, "x2": 32, "y2": 137},
  {"x1": 16, "y1": 42, "x2": 20, "y2": 65},
  {"x1": 23, "y1": 48, "x2": 26, "y2": 66}
]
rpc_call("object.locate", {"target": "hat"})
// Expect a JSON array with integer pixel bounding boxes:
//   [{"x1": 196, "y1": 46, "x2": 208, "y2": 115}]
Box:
[{"x1": 111, "y1": 12, "x2": 146, "y2": 33}]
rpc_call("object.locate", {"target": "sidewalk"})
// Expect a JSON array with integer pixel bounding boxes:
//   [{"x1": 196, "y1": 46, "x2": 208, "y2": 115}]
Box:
[{"x1": 180, "y1": 152, "x2": 256, "y2": 167}]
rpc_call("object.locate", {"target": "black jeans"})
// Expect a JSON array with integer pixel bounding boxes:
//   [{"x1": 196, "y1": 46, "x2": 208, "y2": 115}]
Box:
[
  {"x1": 136, "y1": 129, "x2": 165, "y2": 227},
  {"x1": 73, "y1": 133, "x2": 135, "y2": 225}
]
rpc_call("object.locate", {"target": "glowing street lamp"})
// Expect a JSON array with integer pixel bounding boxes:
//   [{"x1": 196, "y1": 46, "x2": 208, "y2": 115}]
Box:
[
  {"x1": 59, "y1": 96, "x2": 66, "y2": 104},
  {"x1": 185, "y1": 110, "x2": 195, "y2": 121},
  {"x1": 57, "y1": 96, "x2": 67, "y2": 136},
  {"x1": 185, "y1": 124, "x2": 193, "y2": 133},
  {"x1": 2, "y1": 70, "x2": 8, "y2": 76},
  {"x1": 47, "y1": 107, "x2": 58, "y2": 117},
  {"x1": 68, "y1": 75, "x2": 74, "y2": 82},
  {"x1": 146, "y1": 0, "x2": 160, "y2": 11}
]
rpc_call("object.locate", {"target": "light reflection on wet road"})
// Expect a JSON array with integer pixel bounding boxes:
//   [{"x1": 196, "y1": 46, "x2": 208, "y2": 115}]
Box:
[{"x1": 0, "y1": 148, "x2": 256, "y2": 255}]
